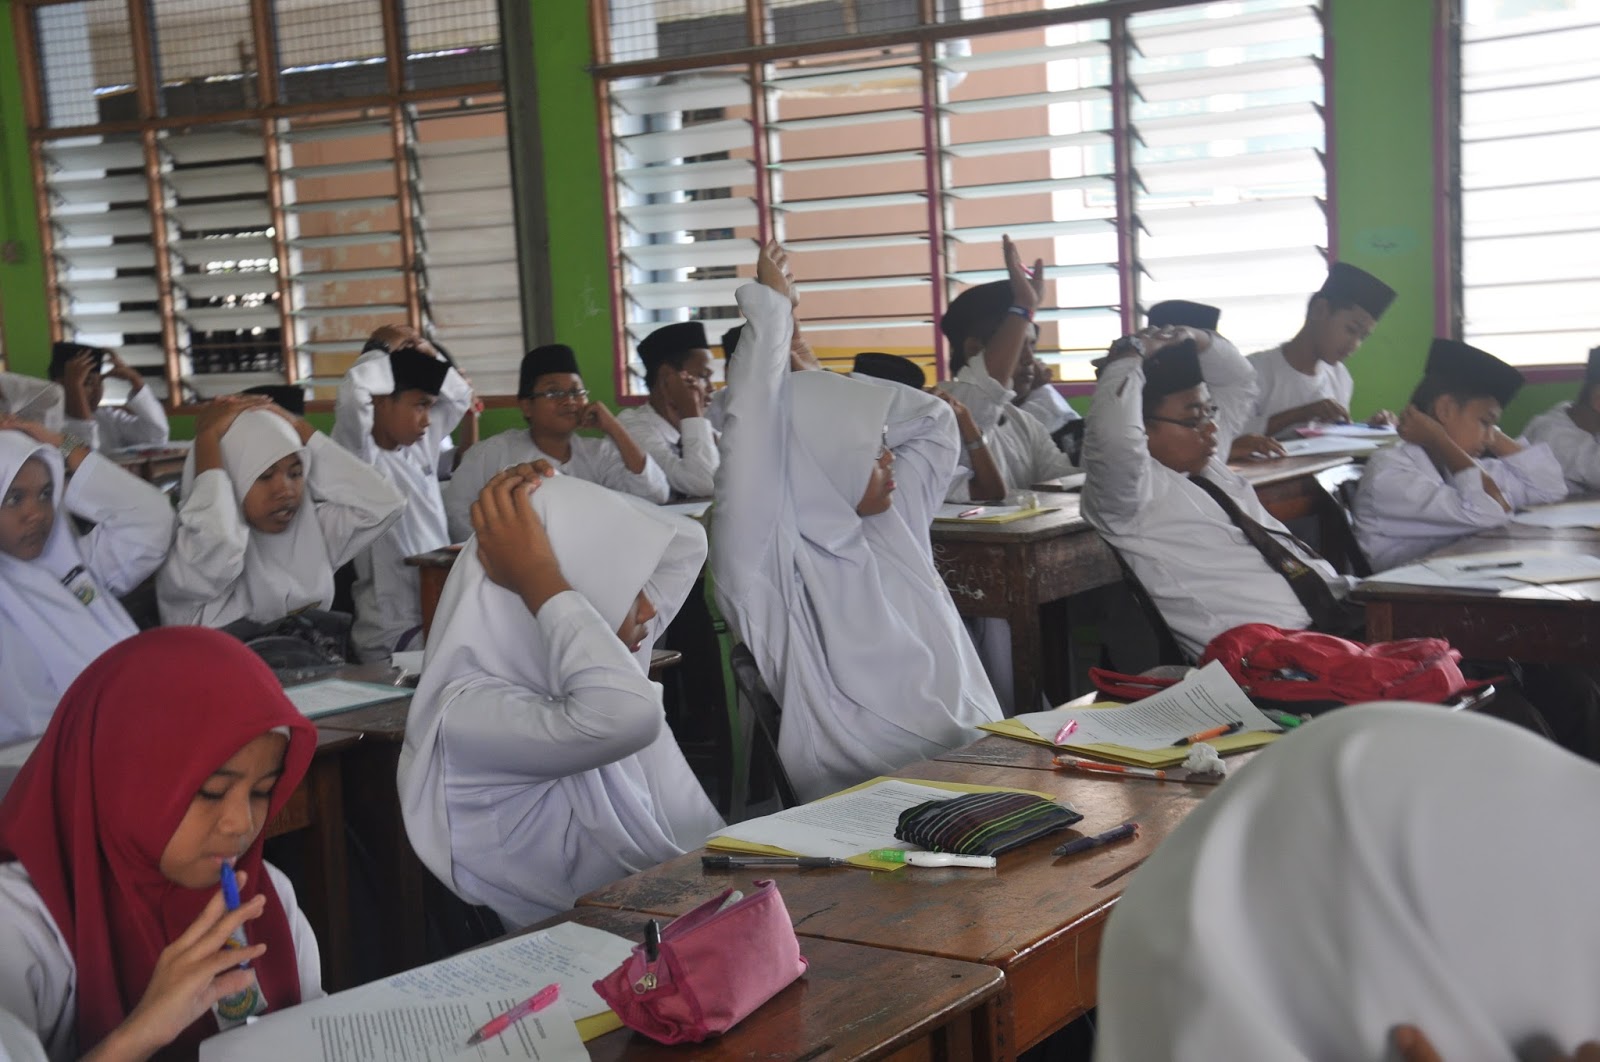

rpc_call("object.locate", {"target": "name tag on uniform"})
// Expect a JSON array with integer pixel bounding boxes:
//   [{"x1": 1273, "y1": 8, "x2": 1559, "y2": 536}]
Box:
[{"x1": 59, "y1": 565, "x2": 96, "y2": 607}]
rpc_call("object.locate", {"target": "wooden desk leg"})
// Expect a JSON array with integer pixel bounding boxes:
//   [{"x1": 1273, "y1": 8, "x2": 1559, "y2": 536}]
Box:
[
  {"x1": 1009, "y1": 606, "x2": 1044, "y2": 716},
  {"x1": 343, "y1": 744, "x2": 429, "y2": 975},
  {"x1": 300, "y1": 756, "x2": 354, "y2": 991},
  {"x1": 1363, "y1": 601, "x2": 1391, "y2": 641},
  {"x1": 419, "y1": 568, "x2": 449, "y2": 641}
]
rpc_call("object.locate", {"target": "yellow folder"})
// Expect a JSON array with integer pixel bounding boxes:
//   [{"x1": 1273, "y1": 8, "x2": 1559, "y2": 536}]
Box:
[{"x1": 978, "y1": 708, "x2": 1279, "y2": 769}]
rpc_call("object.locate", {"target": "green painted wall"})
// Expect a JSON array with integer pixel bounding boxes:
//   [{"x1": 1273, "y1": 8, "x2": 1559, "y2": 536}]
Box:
[{"x1": 3, "y1": 0, "x2": 1563, "y2": 433}]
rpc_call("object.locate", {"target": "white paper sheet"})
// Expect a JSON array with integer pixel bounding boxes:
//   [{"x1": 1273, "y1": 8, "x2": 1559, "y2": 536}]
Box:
[
  {"x1": 710, "y1": 779, "x2": 967, "y2": 857},
  {"x1": 1308, "y1": 423, "x2": 1397, "y2": 438},
  {"x1": 391, "y1": 650, "x2": 426, "y2": 676},
  {"x1": 1512, "y1": 500, "x2": 1600, "y2": 530},
  {"x1": 1362, "y1": 562, "x2": 1520, "y2": 592},
  {"x1": 1034, "y1": 472, "x2": 1085, "y2": 492},
  {"x1": 661, "y1": 499, "x2": 712, "y2": 519},
  {"x1": 935, "y1": 503, "x2": 1033, "y2": 520},
  {"x1": 1016, "y1": 661, "x2": 1280, "y2": 750},
  {"x1": 282, "y1": 678, "x2": 406, "y2": 719},
  {"x1": 199, "y1": 922, "x2": 631, "y2": 1061},
  {"x1": 1423, "y1": 550, "x2": 1600, "y2": 586},
  {"x1": 1279, "y1": 436, "x2": 1384, "y2": 456}
]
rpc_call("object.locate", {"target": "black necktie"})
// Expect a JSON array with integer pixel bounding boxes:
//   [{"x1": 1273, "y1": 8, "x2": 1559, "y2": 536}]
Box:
[{"x1": 1189, "y1": 474, "x2": 1362, "y2": 637}]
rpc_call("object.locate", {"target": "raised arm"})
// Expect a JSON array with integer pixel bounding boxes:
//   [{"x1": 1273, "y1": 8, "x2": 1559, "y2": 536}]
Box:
[
  {"x1": 303, "y1": 431, "x2": 408, "y2": 567},
  {"x1": 156, "y1": 469, "x2": 250, "y2": 618},
  {"x1": 1081, "y1": 348, "x2": 1157, "y2": 527},
  {"x1": 68, "y1": 453, "x2": 176, "y2": 595},
  {"x1": 1481, "y1": 436, "x2": 1567, "y2": 510},
  {"x1": 422, "y1": 367, "x2": 473, "y2": 461},
  {"x1": 860, "y1": 375, "x2": 959, "y2": 530},
  {"x1": 1199, "y1": 332, "x2": 1258, "y2": 458},
  {"x1": 709, "y1": 245, "x2": 797, "y2": 605},
  {"x1": 332, "y1": 353, "x2": 389, "y2": 459},
  {"x1": 978, "y1": 234, "x2": 1045, "y2": 388}
]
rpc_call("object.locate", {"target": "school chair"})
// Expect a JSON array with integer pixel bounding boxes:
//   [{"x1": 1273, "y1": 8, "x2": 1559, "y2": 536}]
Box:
[
  {"x1": 1105, "y1": 544, "x2": 1189, "y2": 668},
  {"x1": 728, "y1": 643, "x2": 800, "y2": 821},
  {"x1": 1311, "y1": 463, "x2": 1373, "y2": 577}
]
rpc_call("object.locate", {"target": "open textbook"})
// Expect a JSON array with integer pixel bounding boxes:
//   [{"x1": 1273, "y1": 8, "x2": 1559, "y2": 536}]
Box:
[{"x1": 200, "y1": 921, "x2": 635, "y2": 1061}]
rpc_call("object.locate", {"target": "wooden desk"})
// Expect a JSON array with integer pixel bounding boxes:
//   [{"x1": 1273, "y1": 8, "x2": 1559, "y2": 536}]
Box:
[
  {"x1": 108, "y1": 444, "x2": 191, "y2": 486},
  {"x1": 528, "y1": 907, "x2": 1005, "y2": 1062},
  {"x1": 930, "y1": 498, "x2": 1120, "y2": 709},
  {"x1": 578, "y1": 757, "x2": 1208, "y2": 1058},
  {"x1": 1232, "y1": 454, "x2": 1354, "y2": 524},
  {"x1": 1355, "y1": 532, "x2": 1600, "y2": 663},
  {"x1": 405, "y1": 545, "x2": 461, "y2": 640}
]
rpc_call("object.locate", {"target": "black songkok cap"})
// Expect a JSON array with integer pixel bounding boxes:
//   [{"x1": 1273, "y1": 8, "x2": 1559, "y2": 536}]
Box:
[
  {"x1": 1424, "y1": 338, "x2": 1523, "y2": 408},
  {"x1": 241, "y1": 384, "x2": 307, "y2": 416},
  {"x1": 939, "y1": 280, "x2": 1013, "y2": 346},
  {"x1": 1142, "y1": 339, "x2": 1203, "y2": 401},
  {"x1": 518, "y1": 344, "x2": 581, "y2": 399},
  {"x1": 1317, "y1": 263, "x2": 1397, "y2": 320},
  {"x1": 637, "y1": 322, "x2": 709, "y2": 379},
  {"x1": 1147, "y1": 300, "x2": 1221, "y2": 332},
  {"x1": 852, "y1": 352, "x2": 926, "y2": 390},
  {"x1": 388, "y1": 347, "x2": 449, "y2": 396}
]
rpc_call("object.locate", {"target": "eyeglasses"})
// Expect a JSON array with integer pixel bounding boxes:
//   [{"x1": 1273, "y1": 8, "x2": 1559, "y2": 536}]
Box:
[
  {"x1": 529, "y1": 388, "x2": 589, "y2": 403},
  {"x1": 1146, "y1": 404, "x2": 1219, "y2": 432}
]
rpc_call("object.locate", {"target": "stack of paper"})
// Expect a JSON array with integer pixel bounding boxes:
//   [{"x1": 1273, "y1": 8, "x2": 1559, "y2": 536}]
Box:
[
  {"x1": 200, "y1": 920, "x2": 632, "y2": 1060},
  {"x1": 708, "y1": 776, "x2": 1061, "y2": 870},
  {"x1": 1305, "y1": 423, "x2": 1397, "y2": 439},
  {"x1": 1512, "y1": 500, "x2": 1600, "y2": 530},
  {"x1": 1279, "y1": 436, "x2": 1384, "y2": 457},
  {"x1": 981, "y1": 662, "x2": 1282, "y2": 768},
  {"x1": 1363, "y1": 549, "x2": 1600, "y2": 592},
  {"x1": 281, "y1": 678, "x2": 408, "y2": 720},
  {"x1": 934, "y1": 503, "x2": 1058, "y2": 524}
]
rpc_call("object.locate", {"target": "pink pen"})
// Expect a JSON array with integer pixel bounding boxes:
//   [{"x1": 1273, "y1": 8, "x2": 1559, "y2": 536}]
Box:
[
  {"x1": 1053, "y1": 719, "x2": 1079, "y2": 744},
  {"x1": 465, "y1": 983, "x2": 560, "y2": 1046}
]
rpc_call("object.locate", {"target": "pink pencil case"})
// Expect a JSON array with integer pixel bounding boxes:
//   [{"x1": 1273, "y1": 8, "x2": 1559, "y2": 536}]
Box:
[{"x1": 592, "y1": 880, "x2": 808, "y2": 1044}]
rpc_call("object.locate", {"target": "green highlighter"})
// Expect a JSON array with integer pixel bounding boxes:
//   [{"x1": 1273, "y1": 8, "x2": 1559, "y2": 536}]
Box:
[{"x1": 1264, "y1": 710, "x2": 1305, "y2": 730}]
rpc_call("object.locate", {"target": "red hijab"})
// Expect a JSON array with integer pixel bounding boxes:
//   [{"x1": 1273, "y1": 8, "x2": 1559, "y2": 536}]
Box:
[{"x1": 0, "y1": 627, "x2": 318, "y2": 1058}]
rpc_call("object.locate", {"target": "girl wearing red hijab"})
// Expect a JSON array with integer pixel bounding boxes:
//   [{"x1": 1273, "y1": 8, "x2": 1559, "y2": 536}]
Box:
[{"x1": 0, "y1": 627, "x2": 324, "y2": 1061}]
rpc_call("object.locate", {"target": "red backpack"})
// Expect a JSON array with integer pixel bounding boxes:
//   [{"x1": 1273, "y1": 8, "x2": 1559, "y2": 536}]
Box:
[{"x1": 1093, "y1": 624, "x2": 1486, "y2": 710}]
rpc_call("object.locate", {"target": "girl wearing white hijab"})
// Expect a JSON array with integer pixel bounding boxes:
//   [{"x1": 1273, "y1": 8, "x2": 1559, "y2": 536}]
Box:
[
  {"x1": 156, "y1": 398, "x2": 405, "y2": 628},
  {"x1": 712, "y1": 244, "x2": 1002, "y2": 802},
  {"x1": 398, "y1": 467, "x2": 723, "y2": 929},
  {"x1": 1095, "y1": 704, "x2": 1600, "y2": 1062},
  {"x1": 0, "y1": 418, "x2": 173, "y2": 744}
]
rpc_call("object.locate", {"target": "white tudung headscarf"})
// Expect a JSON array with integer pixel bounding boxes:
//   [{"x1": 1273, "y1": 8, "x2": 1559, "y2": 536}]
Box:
[
  {"x1": 1094, "y1": 703, "x2": 1600, "y2": 1062},
  {"x1": 164, "y1": 409, "x2": 331, "y2": 625},
  {"x1": 0, "y1": 431, "x2": 138, "y2": 738},
  {"x1": 398, "y1": 474, "x2": 721, "y2": 921}
]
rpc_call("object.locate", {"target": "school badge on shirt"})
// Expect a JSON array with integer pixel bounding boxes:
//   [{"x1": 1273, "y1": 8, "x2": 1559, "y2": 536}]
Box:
[{"x1": 60, "y1": 565, "x2": 96, "y2": 607}]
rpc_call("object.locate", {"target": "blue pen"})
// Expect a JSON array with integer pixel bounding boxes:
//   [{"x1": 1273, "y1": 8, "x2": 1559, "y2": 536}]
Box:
[{"x1": 214, "y1": 863, "x2": 266, "y2": 1024}]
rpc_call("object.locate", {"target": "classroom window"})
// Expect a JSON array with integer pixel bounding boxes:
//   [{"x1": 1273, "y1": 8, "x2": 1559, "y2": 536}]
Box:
[
  {"x1": 596, "y1": 0, "x2": 1329, "y2": 389},
  {"x1": 24, "y1": 0, "x2": 528, "y2": 405},
  {"x1": 1453, "y1": 0, "x2": 1600, "y2": 367}
]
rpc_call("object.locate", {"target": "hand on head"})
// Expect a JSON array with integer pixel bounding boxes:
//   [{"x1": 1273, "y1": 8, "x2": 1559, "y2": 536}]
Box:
[
  {"x1": 196, "y1": 394, "x2": 273, "y2": 440},
  {"x1": 757, "y1": 241, "x2": 797, "y2": 308},
  {"x1": 470, "y1": 466, "x2": 564, "y2": 600},
  {"x1": 0, "y1": 413, "x2": 64, "y2": 447}
]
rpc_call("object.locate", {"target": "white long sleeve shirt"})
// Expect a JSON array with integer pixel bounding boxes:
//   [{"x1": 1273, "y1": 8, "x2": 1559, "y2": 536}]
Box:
[
  {"x1": 1246, "y1": 345, "x2": 1355, "y2": 438},
  {"x1": 0, "y1": 861, "x2": 322, "y2": 1062},
  {"x1": 443, "y1": 428, "x2": 670, "y2": 542},
  {"x1": 332, "y1": 353, "x2": 472, "y2": 662},
  {"x1": 1082, "y1": 354, "x2": 1345, "y2": 660},
  {"x1": 938, "y1": 357, "x2": 1077, "y2": 502},
  {"x1": 92, "y1": 388, "x2": 169, "y2": 451},
  {"x1": 616, "y1": 403, "x2": 719, "y2": 500},
  {"x1": 1523, "y1": 402, "x2": 1600, "y2": 496},
  {"x1": 1352, "y1": 440, "x2": 1568, "y2": 572}
]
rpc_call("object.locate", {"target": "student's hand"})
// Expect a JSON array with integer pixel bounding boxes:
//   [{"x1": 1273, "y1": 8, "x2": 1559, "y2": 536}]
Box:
[
  {"x1": 0, "y1": 413, "x2": 64, "y2": 448},
  {"x1": 471, "y1": 468, "x2": 570, "y2": 612},
  {"x1": 661, "y1": 366, "x2": 708, "y2": 420},
  {"x1": 579, "y1": 401, "x2": 622, "y2": 435},
  {"x1": 1397, "y1": 404, "x2": 1450, "y2": 450},
  {"x1": 62, "y1": 353, "x2": 97, "y2": 419},
  {"x1": 1002, "y1": 234, "x2": 1046, "y2": 311},
  {"x1": 105, "y1": 349, "x2": 142, "y2": 386},
  {"x1": 1486, "y1": 427, "x2": 1523, "y2": 459},
  {"x1": 1368, "y1": 408, "x2": 1398, "y2": 428},
  {"x1": 196, "y1": 394, "x2": 271, "y2": 441},
  {"x1": 756, "y1": 240, "x2": 797, "y2": 308},
  {"x1": 789, "y1": 333, "x2": 821, "y2": 372},
  {"x1": 1229, "y1": 434, "x2": 1286, "y2": 462},
  {"x1": 1305, "y1": 398, "x2": 1350, "y2": 424},
  {"x1": 932, "y1": 391, "x2": 983, "y2": 446},
  {"x1": 98, "y1": 874, "x2": 268, "y2": 1061},
  {"x1": 1391, "y1": 1025, "x2": 1600, "y2": 1062}
]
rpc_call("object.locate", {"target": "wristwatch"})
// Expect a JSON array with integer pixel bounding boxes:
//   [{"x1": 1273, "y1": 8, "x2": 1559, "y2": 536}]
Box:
[
  {"x1": 963, "y1": 433, "x2": 988, "y2": 453},
  {"x1": 1109, "y1": 335, "x2": 1146, "y2": 358}
]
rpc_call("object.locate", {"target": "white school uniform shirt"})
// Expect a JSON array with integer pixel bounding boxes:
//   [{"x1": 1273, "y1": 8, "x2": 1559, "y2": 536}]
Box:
[
  {"x1": 616, "y1": 403, "x2": 719, "y2": 499},
  {"x1": 0, "y1": 435, "x2": 173, "y2": 745},
  {"x1": 712, "y1": 283, "x2": 1001, "y2": 802},
  {"x1": 91, "y1": 388, "x2": 168, "y2": 452},
  {"x1": 1246, "y1": 344, "x2": 1354, "y2": 437},
  {"x1": 444, "y1": 428, "x2": 670, "y2": 542},
  {"x1": 157, "y1": 413, "x2": 405, "y2": 628},
  {"x1": 1523, "y1": 401, "x2": 1600, "y2": 496},
  {"x1": 0, "y1": 377, "x2": 64, "y2": 435},
  {"x1": 938, "y1": 356, "x2": 1077, "y2": 502},
  {"x1": 0, "y1": 861, "x2": 322, "y2": 1062},
  {"x1": 706, "y1": 387, "x2": 731, "y2": 433},
  {"x1": 1094, "y1": 703, "x2": 1600, "y2": 1062},
  {"x1": 1017, "y1": 382, "x2": 1080, "y2": 437},
  {"x1": 1082, "y1": 353, "x2": 1347, "y2": 661},
  {"x1": 399, "y1": 476, "x2": 723, "y2": 929},
  {"x1": 0, "y1": 1009, "x2": 46, "y2": 1062},
  {"x1": 332, "y1": 350, "x2": 472, "y2": 662},
  {"x1": 1352, "y1": 439, "x2": 1567, "y2": 572}
]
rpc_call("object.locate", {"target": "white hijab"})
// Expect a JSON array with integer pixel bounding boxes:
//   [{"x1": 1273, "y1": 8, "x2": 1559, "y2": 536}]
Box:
[
  {"x1": 167, "y1": 409, "x2": 332, "y2": 624},
  {"x1": 399, "y1": 475, "x2": 722, "y2": 920},
  {"x1": 1095, "y1": 703, "x2": 1600, "y2": 1062},
  {"x1": 0, "y1": 431, "x2": 138, "y2": 739}
]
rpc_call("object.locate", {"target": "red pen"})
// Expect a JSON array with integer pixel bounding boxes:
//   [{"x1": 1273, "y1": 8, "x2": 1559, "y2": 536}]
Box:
[
  {"x1": 1053, "y1": 719, "x2": 1079, "y2": 744},
  {"x1": 465, "y1": 983, "x2": 560, "y2": 1046},
  {"x1": 957, "y1": 506, "x2": 985, "y2": 518}
]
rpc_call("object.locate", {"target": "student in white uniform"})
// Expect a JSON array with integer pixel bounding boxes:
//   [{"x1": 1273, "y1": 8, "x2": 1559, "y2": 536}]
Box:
[
  {"x1": 1353, "y1": 339, "x2": 1565, "y2": 573},
  {"x1": 1146, "y1": 300, "x2": 1284, "y2": 464},
  {"x1": 47, "y1": 342, "x2": 169, "y2": 452},
  {"x1": 0, "y1": 419, "x2": 173, "y2": 745},
  {"x1": 400, "y1": 468, "x2": 723, "y2": 929},
  {"x1": 617, "y1": 322, "x2": 720, "y2": 499},
  {"x1": 0, "y1": 375, "x2": 67, "y2": 435},
  {"x1": 334, "y1": 343, "x2": 472, "y2": 662},
  {"x1": 1082, "y1": 330, "x2": 1358, "y2": 661},
  {"x1": 1094, "y1": 704, "x2": 1600, "y2": 1062},
  {"x1": 156, "y1": 398, "x2": 405, "y2": 630},
  {"x1": 1523, "y1": 345, "x2": 1600, "y2": 496},
  {"x1": 712, "y1": 243, "x2": 1001, "y2": 800},
  {"x1": 445, "y1": 345, "x2": 667, "y2": 540},
  {"x1": 706, "y1": 325, "x2": 741, "y2": 434},
  {"x1": 938, "y1": 237, "x2": 1078, "y2": 503},
  {"x1": 0, "y1": 627, "x2": 324, "y2": 1062},
  {"x1": 1247, "y1": 263, "x2": 1398, "y2": 438}
]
